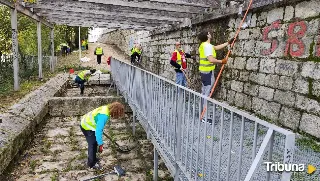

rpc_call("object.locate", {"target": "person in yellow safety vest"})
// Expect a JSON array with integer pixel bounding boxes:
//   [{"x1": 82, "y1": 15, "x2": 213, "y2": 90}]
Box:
[
  {"x1": 85, "y1": 39, "x2": 89, "y2": 50},
  {"x1": 94, "y1": 44, "x2": 104, "y2": 65},
  {"x1": 170, "y1": 42, "x2": 195, "y2": 87},
  {"x1": 74, "y1": 69, "x2": 96, "y2": 95},
  {"x1": 60, "y1": 43, "x2": 68, "y2": 56},
  {"x1": 198, "y1": 30, "x2": 234, "y2": 124},
  {"x1": 81, "y1": 39, "x2": 86, "y2": 51},
  {"x1": 130, "y1": 44, "x2": 142, "y2": 64},
  {"x1": 80, "y1": 102, "x2": 125, "y2": 170}
]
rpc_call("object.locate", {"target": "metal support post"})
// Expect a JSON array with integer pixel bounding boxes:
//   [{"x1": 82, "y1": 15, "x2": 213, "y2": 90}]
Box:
[
  {"x1": 133, "y1": 110, "x2": 136, "y2": 135},
  {"x1": 37, "y1": 21, "x2": 42, "y2": 79},
  {"x1": 174, "y1": 87, "x2": 183, "y2": 181},
  {"x1": 79, "y1": 26, "x2": 81, "y2": 61},
  {"x1": 11, "y1": 8, "x2": 19, "y2": 91},
  {"x1": 153, "y1": 147, "x2": 159, "y2": 181},
  {"x1": 50, "y1": 28, "x2": 54, "y2": 72}
]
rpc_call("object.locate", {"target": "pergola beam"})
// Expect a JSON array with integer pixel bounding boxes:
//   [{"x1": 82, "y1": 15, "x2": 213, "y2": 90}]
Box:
[
  {"x1": 32, "y1": 4, "x2": 184, "y2": 22},
  {"x1": 38, "y1": 0, "x2": 206, "y2": 13},
  {"x1": 149, "y1": 0, "x2": 219, "y2": 7},
  {"x1": 46, "y1": 15, "x2": 162, "y2": 28},
  {"x1": 27, "y1": 0, "x2": 197, "y2": 19},
  {"x1": 40, "y1": 10, "x2": 174, "y2": 25},
  {"x1": 57, "y1": 21, "x2": 155, "y2": 30},
  {"x1": 0, "y1": 0, "x2": 53, "y2": 28}
]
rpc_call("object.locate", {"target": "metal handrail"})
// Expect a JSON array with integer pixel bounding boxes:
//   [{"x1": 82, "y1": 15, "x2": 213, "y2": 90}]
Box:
[{"x1": 110, "y1": 57, "x2": 295, "y2": 181}]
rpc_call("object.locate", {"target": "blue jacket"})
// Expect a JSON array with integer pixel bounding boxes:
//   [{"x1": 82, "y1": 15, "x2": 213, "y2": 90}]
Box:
[{"x1": 94, "y1": 113, "x2": 109, "y2": 145}]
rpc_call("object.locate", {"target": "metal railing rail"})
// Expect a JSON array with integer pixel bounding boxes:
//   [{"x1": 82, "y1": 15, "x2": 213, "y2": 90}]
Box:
[{"x1": 110, "y1": 58, "x2": 295, "y2": 181}]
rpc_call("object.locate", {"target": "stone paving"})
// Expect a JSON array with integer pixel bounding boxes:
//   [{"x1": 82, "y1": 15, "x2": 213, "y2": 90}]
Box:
[{"x1": 2, "y1": 87, "x2": 172, "y2": 181}]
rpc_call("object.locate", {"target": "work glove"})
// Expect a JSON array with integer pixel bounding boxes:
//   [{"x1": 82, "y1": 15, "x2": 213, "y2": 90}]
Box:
[
  {"x1": 221, "y1": 58, "x2": 228, "y2": 64},
  {"x1": 98, "y1": 145, "x2": 103, "y2": 153}
]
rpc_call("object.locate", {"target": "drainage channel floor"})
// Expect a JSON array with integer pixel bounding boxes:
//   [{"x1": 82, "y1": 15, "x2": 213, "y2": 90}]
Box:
[{"x1": 2, "y1": 115, "x2": 173, "y2": 181}]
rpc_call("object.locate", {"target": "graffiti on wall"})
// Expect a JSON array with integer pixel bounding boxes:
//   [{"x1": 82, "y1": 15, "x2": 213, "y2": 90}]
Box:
[{"x1": 261, "y1": 19, "x2": 320, "y2": 57}]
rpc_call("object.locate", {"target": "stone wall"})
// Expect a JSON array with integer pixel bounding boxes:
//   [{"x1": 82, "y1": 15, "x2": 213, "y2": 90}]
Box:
[
  {"x1": 100, "y1": 0, "x2": 320, "y2": 138},
  {"x1": 0, "y1": 74, "x2": 69, "y2": 174}
]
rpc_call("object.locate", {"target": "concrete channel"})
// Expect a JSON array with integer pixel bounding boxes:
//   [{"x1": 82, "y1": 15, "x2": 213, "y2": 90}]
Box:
[{"x1": 0, "y1": 73, "x2": 172, "y2": 181}]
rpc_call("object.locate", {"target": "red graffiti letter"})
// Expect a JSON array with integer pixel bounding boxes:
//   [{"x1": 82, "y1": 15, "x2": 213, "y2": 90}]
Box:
[
  {"x1": 261, "y1": 20, "x2": 281, "y2": 56},
  {"x1": 284, "y1": 21, "x2": 307, "y2": 57}
]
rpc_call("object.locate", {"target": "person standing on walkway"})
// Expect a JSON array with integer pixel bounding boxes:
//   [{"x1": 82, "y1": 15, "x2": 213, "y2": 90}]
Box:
[
  {"x1": 198, "y1": 30, "x2": 234, "y2": 124},
  {"x1": 130, "y1": 44, "x2": 142, "y2": 64},
  {"x1": 80, "y1": 102, "x2": 125, "y2": 169},
  {"x1": 74, "y1": 69, "x2": 96, "y2": 95},
  {"x1": 94, "y1": 44, "x2": 104, "y2": 65},
  {"x1": 170, "y1": 42, "x2": 194, "y2": 87}
]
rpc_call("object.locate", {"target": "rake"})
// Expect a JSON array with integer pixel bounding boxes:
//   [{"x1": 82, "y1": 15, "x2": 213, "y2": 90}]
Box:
[
  {"x1": 82, "y1": 165, "x2": 125, "y2": 181},
  {"x1": 103, "y1": 132, "x2": 134, "y2": 153}
]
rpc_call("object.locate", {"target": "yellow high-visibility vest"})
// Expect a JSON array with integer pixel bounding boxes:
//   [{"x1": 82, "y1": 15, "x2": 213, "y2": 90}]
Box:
[
  {"x1": 78, "y1": 70, "x2": 90, "y2": 80},
  {"x1": 95, "y1": 47, "x2": 103, "y2": 55},
  {"x1": 131, "y1": 47, "x2": 141, "y2": 55},
  {"x1": 199, "y1": 42, "x2": 216, "y2": 73},
  {"x1": 81, "y1": 106, "x2": 110, "y2": 131},
  {"x1": 174, "y1": 49, "x2": 184, "y2": 65}
]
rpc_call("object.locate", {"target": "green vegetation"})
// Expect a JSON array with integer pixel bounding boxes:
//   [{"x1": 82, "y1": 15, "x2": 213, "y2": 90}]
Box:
[{"x1": 297, "y1": 137, "x2": 320, "y2": 153}]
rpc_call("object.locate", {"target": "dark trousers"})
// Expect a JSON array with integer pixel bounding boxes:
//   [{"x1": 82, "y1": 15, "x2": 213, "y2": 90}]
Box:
[
  {"x1": 97, "y1": 55, "x2": 102, "y2": 64},
  {"x1": 86, "y1": 44, "x2": 88, "y2": 50},
  {"x1": 80, "y1": 126, "x2": 98, "y2": 168},
  {"x1": 131, "y1": 52, "x2": 140, "y2": 64},
  {"x1": 75, "y1": 76, "x2": 86, "y2": 94}
]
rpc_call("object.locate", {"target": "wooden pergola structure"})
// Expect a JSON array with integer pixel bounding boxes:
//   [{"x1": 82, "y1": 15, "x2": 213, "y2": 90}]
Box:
[{"x1": 0, "y1": 0, "x2": 222, "y2": 90}]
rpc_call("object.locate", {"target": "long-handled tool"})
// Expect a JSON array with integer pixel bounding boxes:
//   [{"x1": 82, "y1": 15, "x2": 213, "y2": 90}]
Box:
[
  {"x1": 103, "y1": 132, "x2": 134, "y2": 153},
  {"x1": 82, "y1": 165, "x2": 125, "y2": 181},
  {"x1": 200, "y1": 0, "x2": 254, "y2": 121}
]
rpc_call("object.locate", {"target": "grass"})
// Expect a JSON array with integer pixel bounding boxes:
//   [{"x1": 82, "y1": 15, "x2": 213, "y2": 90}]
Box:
[
  {"x1": 29, "y1": 160, "x2": 37, "y2": 171},
  {"x1": 297, "y1": 137, "x2": 320, "y2": 153}
]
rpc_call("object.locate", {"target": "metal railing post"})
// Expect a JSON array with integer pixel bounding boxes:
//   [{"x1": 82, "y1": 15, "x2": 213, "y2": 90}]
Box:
[
  {"x1": 174, "y1": 87, "x2": 183, "y2": 181},
  {"x1": 10, "y1": 8, "x2": 19, "y2": 90},
  {"x1": 133, "y1": 110, "x2": 136, "y2": 136},
  {"x1": 154, "y1": 147, "x2": 159, "y2": 181}
]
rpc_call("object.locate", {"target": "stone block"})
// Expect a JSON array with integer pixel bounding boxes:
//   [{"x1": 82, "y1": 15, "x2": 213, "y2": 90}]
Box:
[
  {"x1": 239, "y1": 71, "x2": 249, "y2": 82},
  {"x1": 307, "y1": 19, "x2": 320, "y2": 37},
  {"x1": 295, "y1": 0, "x2": 320, "y2": 19},
  {"x1": 301, "y1": 62, "x2": 320, "y2": 80},
  {"x1": 257, "y1": 12, "x2": 267, "y2": 26},
  {"x1": 267, "y1": 7, "x2": 284, "y2": 24},
  {"x1": 243, "y1": 40, "x2": 256, "y2": 57},
  {"x1": 284, "y1": 6, "x2": 294, "y2": 21},
  {"x1": 234, "y1": 92, "x2": 245, "y2": 108},
  {"x1": 279, "y1": 76, "x2": 294, "y2": 90},
  {"x1": 239, "y1": 29, "x2": 250, "y2": 40},
  {"x1": 243, "y1": 95, "x2": 252, "y2": 111},
  {"x1": 264, "y1": 74, "x2": 279, "y2": 88},
  {"x1": 296, "y1": 95, "x2": 320, "y2": 116},
  {"x1": 258, "y1": 86, "x2": 275, "y2": 101},
  {"x1": 226, "y1": 57, "x2": 234, "y2": 68},
  {"x1": 246, "y1": 57, "x2": 259, "y2": 71},
  {"x1": 228, "y1": 18, "x2": 235, "y2": 29},
  {"x1": 293, "y1": 77, "x2": 309, "y2": 94},
  {"x1": 275, "y1": 59, "x2": 299, "y2": 76},
  {"x1": 249, "y1": 13, "x2": 257, "y2": 27},
  {"x1": 279, "y1": 107, "x2": 301, "y2": 130},
  {"x1": 233, "y1": 57, "x2": 247, "y2": 70},
  {"x1": 244, "y1": 83, "x2": 259, "y2": 97},
  {"x1": 232, "y1": 70, "x2": 240, "y2": 79},
  {"x1": 249, "y1": 72, "x2": 266, "y2": 85},
  {"x1": 260, "y1": 58, "x2": 276, "y2": 74},
  {"x1": 249, "y1": 28, "x2": 261, "y2": 39},
  {"x1": 300, "y1": 113, "x2": 320, "y2": 138},
  {"x1": 227, "y1": 90, "x2": 236, "y2": 105},
  {"x1": 313, "y1": 80, "x2": 320, "y2": 97},
  {"x1": 231, "y1": 80, "x2": 244, "y2": 92},
  {"x1": 273, "y1": 90, "x2": 296, "y2": 107},
  {"x1": 252, "y1": 97, "x2": 267, "y2": 113}
]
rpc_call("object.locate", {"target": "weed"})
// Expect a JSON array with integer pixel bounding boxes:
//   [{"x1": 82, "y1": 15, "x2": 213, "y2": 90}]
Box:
[
  {"x1": 50, "y1": 172, "x2": 59, "y2": 181},
  {"x1": 297, "y1": 137, "x2": 320, "y2": 153},
  {"x1": 29, "y1": 160, "x2": 37, "y2": 171}
]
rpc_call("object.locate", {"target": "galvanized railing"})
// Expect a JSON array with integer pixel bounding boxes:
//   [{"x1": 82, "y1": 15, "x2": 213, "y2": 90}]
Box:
[{"x1": 110, "y1": 58, "x2": 295, "y2": 181}]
